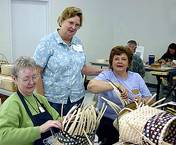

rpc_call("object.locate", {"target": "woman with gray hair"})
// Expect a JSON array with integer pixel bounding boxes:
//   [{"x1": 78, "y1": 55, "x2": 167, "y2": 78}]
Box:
[{"x1": 0, "y1": 56, "x2": 62, "y2": 145}]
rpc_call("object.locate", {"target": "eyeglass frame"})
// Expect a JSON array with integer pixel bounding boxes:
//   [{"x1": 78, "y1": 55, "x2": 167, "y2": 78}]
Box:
[{"x1": 16, "y1": 74, "x2": 40, "y2": 84}]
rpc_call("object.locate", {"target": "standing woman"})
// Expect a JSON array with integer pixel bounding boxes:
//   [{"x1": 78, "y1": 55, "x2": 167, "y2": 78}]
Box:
[
  {"x1": 87, "y1": 46, "x2": 151, "y2": 145},
  {"x1": 0, "y1": 56, "x2": 62, "y2": 145},
  {"x1": 33, "y1": 7, "x2": 102, "y2": 115}
]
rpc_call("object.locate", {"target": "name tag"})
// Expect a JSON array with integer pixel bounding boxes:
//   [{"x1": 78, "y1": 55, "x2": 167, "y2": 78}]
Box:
[
  {"x1": 72, "y1": 44, "x2": 83, "y2": 52},
  {"x1": 39, "y1": 106, "x2": 45, "y2": 113},
  {"x1": 132, "y1": 89, "x2": 140, "y2": 95}
]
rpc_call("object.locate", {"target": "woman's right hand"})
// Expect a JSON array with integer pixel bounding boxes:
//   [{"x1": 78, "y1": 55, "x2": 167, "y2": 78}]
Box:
[{"x1": 39, "y1": 120, "x2": 62, "y2": 133}]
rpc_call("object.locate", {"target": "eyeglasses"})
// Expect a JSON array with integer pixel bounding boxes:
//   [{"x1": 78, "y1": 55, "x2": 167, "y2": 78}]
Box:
[
  {"x1": 68, "y1": 21, "x2": 80, "y2": 30},
  {"x1": 18, "y1": 74, "x2": 40, "y2": 84}
]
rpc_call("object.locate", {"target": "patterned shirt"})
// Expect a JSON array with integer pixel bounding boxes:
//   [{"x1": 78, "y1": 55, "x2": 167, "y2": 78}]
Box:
[
  {"x1": 129, "y1": 54, "x2": 145, "y2": 78},
  {"x1": 33, "y1": 30, "x2": 86, "y2": 104},
  {"x1": 95, "y1": 70, "x2": 151, "y2": 120}
]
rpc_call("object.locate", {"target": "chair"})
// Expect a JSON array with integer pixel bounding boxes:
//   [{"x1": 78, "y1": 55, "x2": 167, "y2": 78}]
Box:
[{"x1": 135, "y1": 46, "x2": 144, "y2": 60}]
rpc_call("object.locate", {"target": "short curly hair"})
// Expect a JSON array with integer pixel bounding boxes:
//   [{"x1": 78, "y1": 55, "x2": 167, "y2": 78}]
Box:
[
  {"x1": 57, "y1": 6, "x2": 83, "y2": 27},
  {"x1": 12, "y1": 56, "x2": 36, "y2": 77},
  {"x1": 109, "y1": 45, "x2": 133, "y2": 70}
]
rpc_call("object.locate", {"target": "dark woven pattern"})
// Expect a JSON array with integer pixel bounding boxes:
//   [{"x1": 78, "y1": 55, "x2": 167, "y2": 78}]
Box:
[
  {"x1": 142, "y1": 112, "x2": 176, "y2": 145},
  {"x1": 43, "y1": 130, "x2": 95, "y2": 145},
  {"x1": 57, "y1": 130, "x2": 95, "y2": 145}
]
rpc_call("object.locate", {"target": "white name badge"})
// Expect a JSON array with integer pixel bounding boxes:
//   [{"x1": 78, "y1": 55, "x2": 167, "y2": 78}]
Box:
[
  {"x1": 72, "y1": 44, "x2": 83, "y2": 52},
  {"x1": 39, "y1": 106, "x2": 45, "y2": 113}
]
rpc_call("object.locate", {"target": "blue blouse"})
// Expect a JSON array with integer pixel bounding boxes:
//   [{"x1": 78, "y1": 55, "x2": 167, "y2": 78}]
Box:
[{"x1": 33, "y1": 30, "x2": 86, "y2": 104}]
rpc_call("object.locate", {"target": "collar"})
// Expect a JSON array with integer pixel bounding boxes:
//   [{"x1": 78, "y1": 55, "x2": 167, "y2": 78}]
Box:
[{"x1": 55, "y1": 29, "x2": 77, "y2": 46}]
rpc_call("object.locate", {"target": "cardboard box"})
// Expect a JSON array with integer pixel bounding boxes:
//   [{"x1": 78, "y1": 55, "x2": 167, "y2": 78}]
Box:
[
  {"x1": 0, "y1": 74, "x2": 16, "y2": 92},
  {"x1": 1, "y1": 64, "x2": 13, "y2": 76}
]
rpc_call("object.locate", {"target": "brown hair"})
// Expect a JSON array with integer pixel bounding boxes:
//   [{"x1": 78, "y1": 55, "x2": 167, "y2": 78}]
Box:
[
  {"x1": 109, "y1": 45, "x2": 133, "y2": 69},
  {"x1": 57, "y1": 6, "x2": 83, "y2": 27},
  {"x1": 127, "y1": 40, "x2": 137, "y2": 46}
]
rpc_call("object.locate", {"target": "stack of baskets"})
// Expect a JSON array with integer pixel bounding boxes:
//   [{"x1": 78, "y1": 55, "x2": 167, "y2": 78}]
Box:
[{"x1": 0, "y1": 53, "x2": 16, "y2": 93}]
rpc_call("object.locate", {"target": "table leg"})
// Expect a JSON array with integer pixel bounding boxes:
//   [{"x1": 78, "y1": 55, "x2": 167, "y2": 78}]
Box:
[
  {"x1": 174, "y1": 90, "x2": 176, "y2": 102},
  {"x1": 156, "y1": 76, "x2": 162, "y2": 101}
]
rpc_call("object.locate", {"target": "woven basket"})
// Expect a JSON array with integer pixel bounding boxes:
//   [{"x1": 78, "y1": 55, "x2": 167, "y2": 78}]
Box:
[
  {"x1": 43, "y1": 130, "x2": 95, "y2": 145},
  {"x1": 0, "y1": 53, "x2": 8, "y2": 73},
  {"x1": 118, "y1": 106, "x2": 176, "y2": 145},
  {"x1": 43, "y1": 104, "x2": 106, "y2": 145}
]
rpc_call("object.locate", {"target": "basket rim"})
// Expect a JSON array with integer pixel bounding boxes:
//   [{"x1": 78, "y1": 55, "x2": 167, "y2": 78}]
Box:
[{"x1": 159, "y1": 115, "x2": 176, "y2": 144}]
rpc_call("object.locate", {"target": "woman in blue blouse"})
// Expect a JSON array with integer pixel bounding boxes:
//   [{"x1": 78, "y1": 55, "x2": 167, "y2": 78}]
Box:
[{"x1": 33, "y1": 7, "x2": 102, "y2": 115}]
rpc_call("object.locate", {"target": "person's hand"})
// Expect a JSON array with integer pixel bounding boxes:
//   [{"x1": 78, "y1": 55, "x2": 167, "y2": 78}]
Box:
[
  {"x1": 134, "y1": 96, "x2": 143, "y2": 104},
  {"x1": 39, "y1": 120, "x2": 62, "y2": 133},
  {"x1": 112, "y1": 83, "x2": 128, "y2": 100},
  {"x1": 158, "y1": 59, "x2": 166, "y2": 64},
  {"x1": 117, "y1": 85, "x2": 128, "y2": 100}
]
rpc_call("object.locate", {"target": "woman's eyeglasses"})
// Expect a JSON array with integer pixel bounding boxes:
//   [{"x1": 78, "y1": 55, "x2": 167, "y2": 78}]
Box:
[{"x1": 18, "y1": 74, "x2": 40, "y2": 84}]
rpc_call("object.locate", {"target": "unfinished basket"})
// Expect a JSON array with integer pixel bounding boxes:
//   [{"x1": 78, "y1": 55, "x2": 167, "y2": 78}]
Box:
[
  {"x1": 43, "y1": 104, "x2": 106, "y2": 145},
  {"x1": 118, "y1": 106, "x2": 176, "y2": 145}
]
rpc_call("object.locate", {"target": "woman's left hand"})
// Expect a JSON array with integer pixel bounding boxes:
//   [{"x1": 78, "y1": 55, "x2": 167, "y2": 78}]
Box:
[{"x1": 134, "y1": 96, "x2": 143, "y2": 104}]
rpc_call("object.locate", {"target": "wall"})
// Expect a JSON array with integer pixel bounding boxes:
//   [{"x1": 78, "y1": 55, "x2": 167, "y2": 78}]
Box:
[
  {"x1": 0, "y1": 0, "x2": 176, "y2": 65},
  {"x1": 112, "y1": 0, "x2": 176, "y2": 62},
  {"x1": 50, "y1": 0, "x2": 114, "y2": 62},
  {"x1": 0, "y1": 0, "x2": 12, "y2": 61}
]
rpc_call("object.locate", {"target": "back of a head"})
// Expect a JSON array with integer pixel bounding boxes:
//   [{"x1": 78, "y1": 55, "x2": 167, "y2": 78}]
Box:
[
  {"x1": 127, "y1": 40, "x2": 137, "y2": 54},
  {"x1": 127, "y1": 40, "x2": 137, "y2": 46}
]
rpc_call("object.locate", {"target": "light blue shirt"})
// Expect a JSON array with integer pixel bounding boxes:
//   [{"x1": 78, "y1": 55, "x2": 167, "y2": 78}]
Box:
[
  {"x1": 33, "y1": 30, "x2": 86, "y2": 104},
  {"x1": 95, "y1": 70, "x2": 151, "y2": 120}
]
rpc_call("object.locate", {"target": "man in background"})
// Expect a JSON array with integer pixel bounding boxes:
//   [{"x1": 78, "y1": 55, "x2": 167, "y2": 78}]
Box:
[{"x1": 127, "y1": 40, "x2": 145, "y2": 78}]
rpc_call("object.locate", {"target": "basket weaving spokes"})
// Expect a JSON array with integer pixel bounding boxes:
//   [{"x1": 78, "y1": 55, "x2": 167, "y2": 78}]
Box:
[{"x1": 43, "y1": 104, "x2": 107, "y2": 145}]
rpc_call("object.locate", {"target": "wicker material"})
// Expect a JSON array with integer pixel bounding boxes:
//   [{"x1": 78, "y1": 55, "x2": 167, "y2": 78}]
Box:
[
  {"x1": 0, "y1": 74, "x2": 17, "y2": 92},
  {"x1": 118, "y1": 106, "x2": 176, "y2": 145},
  {"x1": 119, "y1": 106, "x2": 163, "y2": 144},
  {"x1": 0, "y1": 53, "x2": 8, "y2": 73},
  {"x1": 43, "y1": 130, "x2": 95, "y2": 145},
  {"x1": 143, "y1": 112, "x2": 176, "y2": 145},
  {"x1": 43, "y1": 104, "x2": 106, "y2": 145}
]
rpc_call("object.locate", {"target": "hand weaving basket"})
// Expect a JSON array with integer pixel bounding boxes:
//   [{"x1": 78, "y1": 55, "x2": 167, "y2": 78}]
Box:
[
  {"x1": 43, "y1": 104, "x2": 107, "y2": 145},
  {"x1": 118, "y1": 106, "x2": 176, "y2": 145}
]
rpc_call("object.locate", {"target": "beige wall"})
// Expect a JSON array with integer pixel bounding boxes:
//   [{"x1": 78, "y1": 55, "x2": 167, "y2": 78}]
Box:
[{"x1": 0, "y1": 0, "x2": 176, "y2": 65}]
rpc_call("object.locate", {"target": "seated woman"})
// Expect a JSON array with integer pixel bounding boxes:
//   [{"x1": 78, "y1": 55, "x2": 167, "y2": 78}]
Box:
[
  {"x1": 87, "y1": 45, "x2": 152, "y2": 145},
  {"x1": 158, "y1": 43, "x2": 176, "y2": 64},
  {"x1": 0, "y1": 56, "x2": 62, "y2": 145}
]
